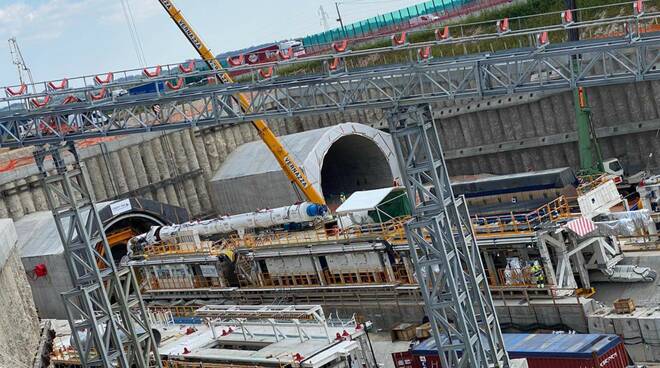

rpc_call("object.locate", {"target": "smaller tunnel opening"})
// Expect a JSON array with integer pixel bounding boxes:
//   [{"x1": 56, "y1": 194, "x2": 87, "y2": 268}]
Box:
[
  {"x1": 321, "y1": 135, "x2": 393, "y2": 207},
  {"x1": 103, "y1": 215, "x2": 162, "y2": 263}
]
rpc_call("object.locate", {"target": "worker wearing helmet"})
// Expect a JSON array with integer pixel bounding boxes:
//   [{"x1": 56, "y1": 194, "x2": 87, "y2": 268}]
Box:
[{"x1": 530, "y1": 260, "x2": 545, "y2": 288}]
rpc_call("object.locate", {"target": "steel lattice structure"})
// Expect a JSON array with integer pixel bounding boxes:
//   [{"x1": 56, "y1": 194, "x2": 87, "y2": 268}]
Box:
[
  {"x1": 35, "y1": 144, "x2": 161, "y2": 367},
  {"x1": 389, "y1": 104, "x2": 507, "y2": 368},
  {"x1": 0, "y1": 35, "x2": 658, "y2": 148}
]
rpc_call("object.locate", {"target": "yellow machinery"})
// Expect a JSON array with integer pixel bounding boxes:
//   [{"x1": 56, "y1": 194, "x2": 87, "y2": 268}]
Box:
[{"x1": 158, "y1": 0, "x2": 325, "y2": 205}]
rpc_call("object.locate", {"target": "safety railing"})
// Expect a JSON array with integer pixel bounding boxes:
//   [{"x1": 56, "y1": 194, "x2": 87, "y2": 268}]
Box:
[
  {"x1": 146, "y1": 276, "x2": 223, "y2": 291},
  {"x1": 226, "y1": 216, "x2": 409, "y2": 249},
  {"x1": 142, "y1": 240, "x2": 215, "y2": 257},
  {"x1": 259, "y1": 272, "x2": 321, "y2": 287},
  {"x1": 576, "y1": 173, "x2": 618, "y2": 195},
  {"x1": 324, "y1": 269, "x2": 389, "y2": 285},
  {"x1": 163, "y1": 361, "x2": 270, "y2": 368},
  {"x1": 257, "y1": 268, "x2": 390, "y2": 288},
  {"x1": 51, "y1": 346, "x2": 85, "y2": 366},
  {"x1": 148, "y1": 305, "x2": 199, "y2": 317},
  {"x1": 472, "y1": 195, "x2": 577, "y2": 236}
]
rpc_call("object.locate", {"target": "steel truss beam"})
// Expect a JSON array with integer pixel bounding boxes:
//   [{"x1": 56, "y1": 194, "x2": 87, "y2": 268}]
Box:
[
  {"x1": 35, "y1": 143, "x2": 161, "y2": 368},
  {"x1": 388, "y1": 105, "x2": 508, "y2": 368},
  {"x1": 0, "y1": 36, "x2": 658, "y2": 148}
]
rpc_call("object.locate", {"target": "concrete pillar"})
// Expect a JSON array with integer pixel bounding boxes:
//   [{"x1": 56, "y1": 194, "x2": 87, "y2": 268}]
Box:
[
  {"x1": 213, "y1": 129, "x2": 229, "y2": 165},
  {"x1": 151, "y1": 137, "x2": 179, "y2": 207},
  {"x1": 129, "y1": 146, "x2": 149, "y2": 190},
  {"x1": 3, "y1": 182, "x2": 23, "y2": 219},
  {"x1": 238, "y1": 123, "x2": 253, "y2": 144},
  {"x1": 16, "y1": 179, "x2": 35, "y2": 215},
  {"x1": 85, "y1": 156, "x2": 107, "y2": 201},
  {"x1": 0, "y1": 196, "x2": 8, "y2": 218},
  {"x1": 171, "y1": 132, "x2": 199, "y2": 214},
  {"x1": 98, "y1": 145, "x2": 118, "y2": 198},
  {"x1": 231, "y1": 125, "x2": 244, "y2": 148},
  {"x1": 202, "y1": 130, "x2": 220, "y2": 173},
  {"x1": 182, "y1": 130, "x2": 209, "y2": 213},
  {"x1": 119, "y1": 148, "x2": 139, "y2": 193},
  {"x1": 141, "y1": 141, "x2": 167, "y2": 203},
  {"x1": 30, "y1": 176, "x2": 47, "y2": 211},
  {"x1": 223, "y1": 126, "x2": 238, "y2": 154},
  {"x1": 108, "y1": 151, "x2": 128, "y2": 194}
]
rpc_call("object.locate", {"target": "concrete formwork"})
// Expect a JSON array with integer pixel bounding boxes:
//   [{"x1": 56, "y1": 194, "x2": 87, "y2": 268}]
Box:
[
  {"x1": 0, "y1": 219, "x2": 40, "y2": 368},
  {"x1": 210, "y1": 122, "x2": 400, "y2": 214}
]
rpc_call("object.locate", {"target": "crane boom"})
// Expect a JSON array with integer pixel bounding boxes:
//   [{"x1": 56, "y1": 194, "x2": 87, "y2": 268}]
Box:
[{"x1": 157, "y1": 0, "x2": 325, "y2": 205}]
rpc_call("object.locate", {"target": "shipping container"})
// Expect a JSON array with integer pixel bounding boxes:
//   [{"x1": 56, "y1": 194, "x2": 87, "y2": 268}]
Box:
[{"x1": 393, "y1": 333, "x2": 632, "y2": 368}]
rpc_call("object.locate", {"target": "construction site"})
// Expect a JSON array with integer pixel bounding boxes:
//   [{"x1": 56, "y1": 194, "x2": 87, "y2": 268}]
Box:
[{"x1": 1, "y1": 0, "x2": 660, "y2": 367}]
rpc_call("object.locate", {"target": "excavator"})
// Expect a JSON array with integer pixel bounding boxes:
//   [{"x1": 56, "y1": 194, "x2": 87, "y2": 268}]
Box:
[{"x1": 157, "y1": 0, "x2": 325, "y2": 205}]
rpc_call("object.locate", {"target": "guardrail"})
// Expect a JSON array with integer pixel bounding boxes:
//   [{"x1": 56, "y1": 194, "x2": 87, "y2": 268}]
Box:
[
  {"x1": 225, "y1": 217, "x2": 409, "y2": 249},
  {"x1": 472, "y1": 196, "x2": 577, "y2": 236}
]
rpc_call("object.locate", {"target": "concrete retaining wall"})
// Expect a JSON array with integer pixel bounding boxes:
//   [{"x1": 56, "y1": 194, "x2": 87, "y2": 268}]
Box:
[
  {"x1": 0, "y1": 81, "x2": 657, "y2": 222},
  {"x1": 0, "y1": 219, "x2": 40, "y2": 368}
]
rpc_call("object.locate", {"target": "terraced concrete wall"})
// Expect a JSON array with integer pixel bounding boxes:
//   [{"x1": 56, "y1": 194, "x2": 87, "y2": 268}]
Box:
[
  {"x1": 0, "y1": 219, "x2": 40, "y2": 367},
  {"x1": 0, "y1": 80, "x2": 658, "y2": 222}
]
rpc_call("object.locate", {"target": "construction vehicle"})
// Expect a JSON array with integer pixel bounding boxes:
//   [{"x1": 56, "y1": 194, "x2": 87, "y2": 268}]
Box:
[{"x1": 157, "y1": 0, "x2": 325, "y2": 205}]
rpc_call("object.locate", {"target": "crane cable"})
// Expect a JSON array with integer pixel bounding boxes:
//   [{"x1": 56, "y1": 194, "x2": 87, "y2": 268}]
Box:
[{"x1": 120, "y1": 0, "x2": 148, "y2": 67}]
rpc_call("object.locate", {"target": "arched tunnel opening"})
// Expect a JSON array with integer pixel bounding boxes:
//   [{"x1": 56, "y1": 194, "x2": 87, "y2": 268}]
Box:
[
  {"x1": 321, "y1": 135, "x2": 394, "y2": 207},
  {"x1": 102, "y1": 214, "x2": 163, "y2": 263}
]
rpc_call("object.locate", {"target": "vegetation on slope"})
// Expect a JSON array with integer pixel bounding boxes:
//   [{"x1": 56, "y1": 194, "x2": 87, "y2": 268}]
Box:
[{"x1": 259, "y1": 0, "x2": 656, "y2": 78}]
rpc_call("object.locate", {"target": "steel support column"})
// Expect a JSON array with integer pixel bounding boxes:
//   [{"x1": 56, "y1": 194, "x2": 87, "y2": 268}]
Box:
[
  {"x1": 35, "y1": 143, "x2": 161, "y2": 368},
  {"x1": 388, "y1": 104, "x2": 508, "y2": 368}
]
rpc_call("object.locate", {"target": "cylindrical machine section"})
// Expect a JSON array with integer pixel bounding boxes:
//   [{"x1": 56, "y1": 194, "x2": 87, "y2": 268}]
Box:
[{"x1": 146, "y1": 202, "x2": 327, "y2": 245}]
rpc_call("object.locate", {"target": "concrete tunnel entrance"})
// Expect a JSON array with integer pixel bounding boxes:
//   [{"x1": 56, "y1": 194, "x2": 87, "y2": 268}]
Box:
[
  {"x1": 211, "y1": 123, "x2": 401, "y2": 215},
  {"x1": 320, "y1": 135, "x2": 394, "y2": 205}
]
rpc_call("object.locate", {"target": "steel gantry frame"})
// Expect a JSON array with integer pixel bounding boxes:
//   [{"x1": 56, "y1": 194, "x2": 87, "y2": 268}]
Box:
[
  {"x1": 0, "y1": 35, "x2": 658, "y2": 147},
  {"x1": 389, "y1": 104, "x2": 507, "y2": 368},
  {"x1": 35, "y1": 143, "x2": 161, "y2": 367},
  {"x1": 0, "y1": 27, "x2": 656, "y2": 368}
]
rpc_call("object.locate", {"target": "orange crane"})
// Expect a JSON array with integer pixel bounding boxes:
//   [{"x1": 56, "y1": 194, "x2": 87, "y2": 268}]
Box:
[{"x1": 158, "y1": 0, "x2": 325, "y2": 205}]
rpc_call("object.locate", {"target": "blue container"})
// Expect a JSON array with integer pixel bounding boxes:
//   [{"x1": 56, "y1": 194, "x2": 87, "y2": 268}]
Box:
[
  {"x1": 128, "y1": 81, "x2": 165, "y2": 95},
  {"x1": 409, "y1": 333, "x2": 629, "y2": 368},
  {"x1": 412, "y1": 333, "x2": 622, "y2": 358}
]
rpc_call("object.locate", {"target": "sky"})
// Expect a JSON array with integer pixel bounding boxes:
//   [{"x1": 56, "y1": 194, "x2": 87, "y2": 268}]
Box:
[{"x1": 0, "y1": 0, "x2": 426, "y2": 86}]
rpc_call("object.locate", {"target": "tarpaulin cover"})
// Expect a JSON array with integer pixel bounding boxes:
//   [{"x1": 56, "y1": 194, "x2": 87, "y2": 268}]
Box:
[
  {"x1": 595, "y1": 209, "x2": 654, "y2": 237},
  {"x1": 367, "y1": 189, "x2": 411, "y2": 222},
  {"x1": 336, "y1": 187, "x2": 398, "y2": 214},
  {"x1": 451, "y1": 167, "x2": 578, "y2": 198}
]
